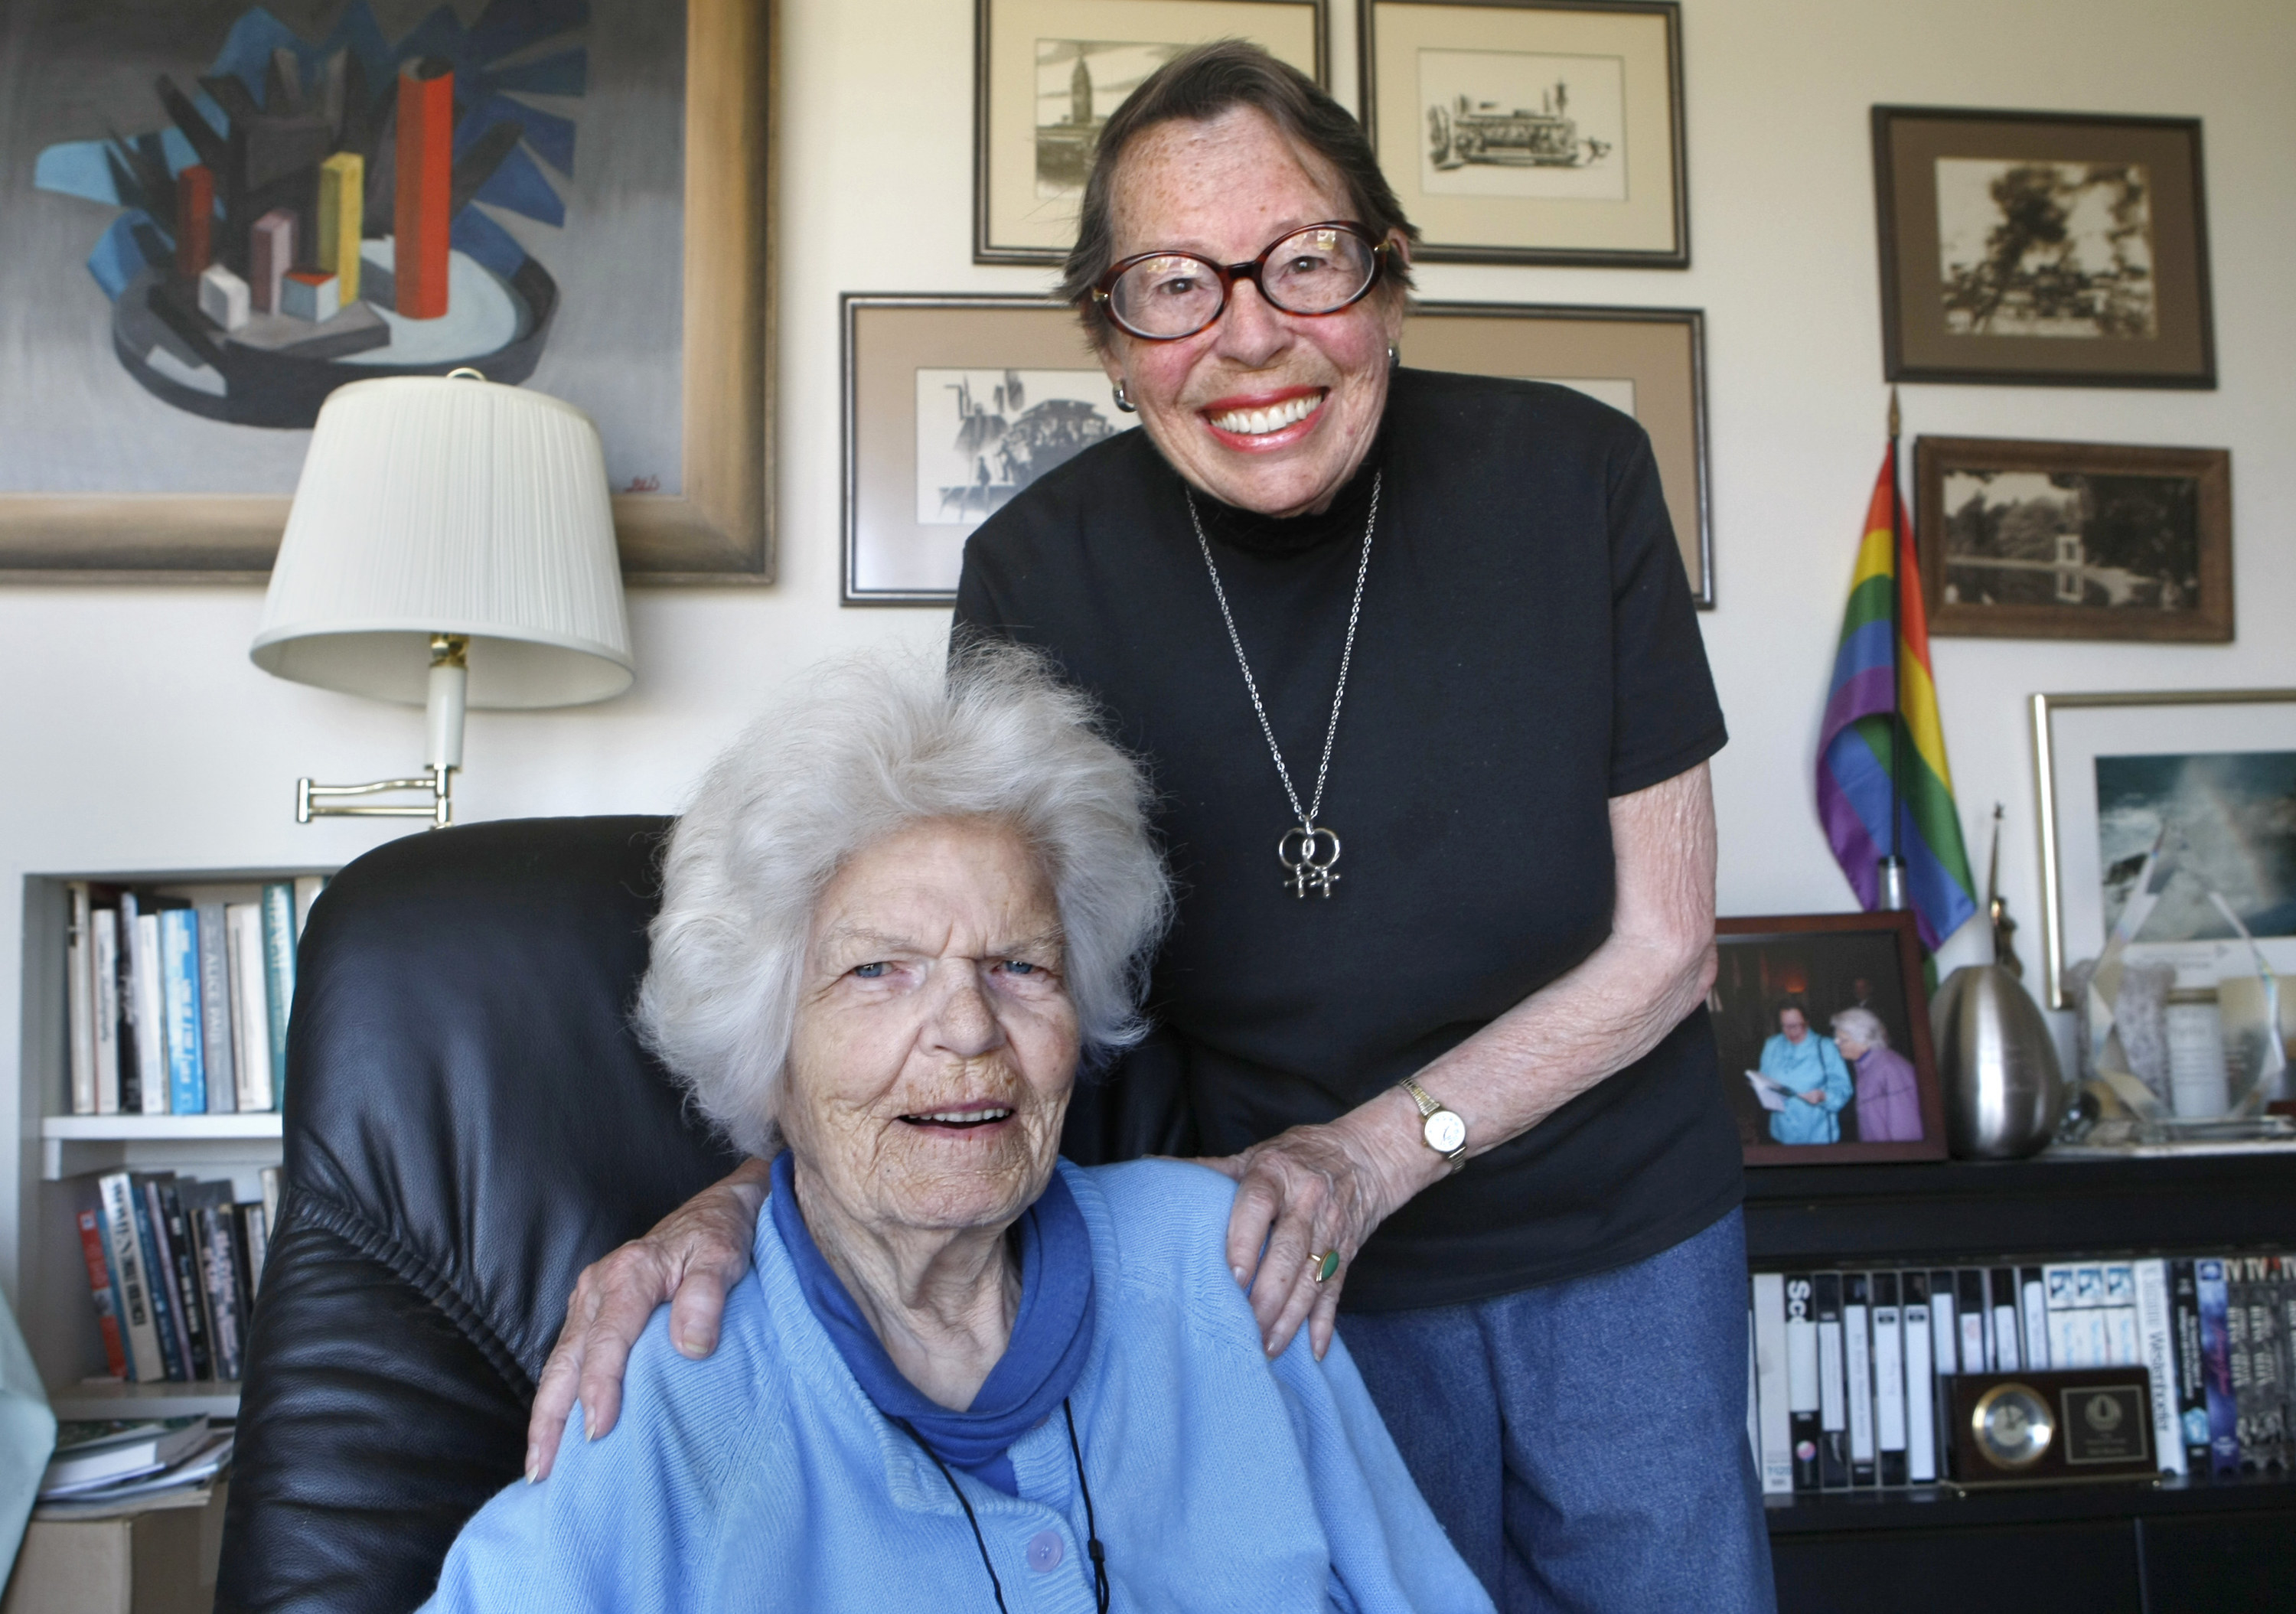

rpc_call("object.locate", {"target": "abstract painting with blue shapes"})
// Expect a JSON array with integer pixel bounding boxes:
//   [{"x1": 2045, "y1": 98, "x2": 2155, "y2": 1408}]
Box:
[{"x1": 31, "y1": 1, "x2": 589, "y2": 427}]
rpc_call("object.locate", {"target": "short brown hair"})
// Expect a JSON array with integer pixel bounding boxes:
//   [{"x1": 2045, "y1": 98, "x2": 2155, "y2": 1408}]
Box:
[{"x1": 1057, "y1": 41, "x2": 1418, "y2": 341}]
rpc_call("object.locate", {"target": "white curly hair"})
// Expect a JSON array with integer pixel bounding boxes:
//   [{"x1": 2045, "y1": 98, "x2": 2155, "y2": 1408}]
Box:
[{"x1": 634, "y1": 644, "x2": 1171, "y2": 1158}]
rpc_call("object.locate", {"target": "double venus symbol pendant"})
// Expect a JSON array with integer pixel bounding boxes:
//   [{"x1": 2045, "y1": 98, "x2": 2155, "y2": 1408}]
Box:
[{"x1": 1279, "y1": 823, "x2": 1342, "y2": 899}]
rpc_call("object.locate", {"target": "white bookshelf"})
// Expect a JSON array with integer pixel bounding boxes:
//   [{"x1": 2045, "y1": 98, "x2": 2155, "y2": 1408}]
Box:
[{"x1": 16, "y1": 866, "x2": 329, "y2": 1417}]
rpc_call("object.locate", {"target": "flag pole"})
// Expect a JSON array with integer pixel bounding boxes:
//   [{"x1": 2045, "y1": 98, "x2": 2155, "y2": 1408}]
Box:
[{"x1": 1877, "y1": 387, "x2": 1910, "y2": 912}]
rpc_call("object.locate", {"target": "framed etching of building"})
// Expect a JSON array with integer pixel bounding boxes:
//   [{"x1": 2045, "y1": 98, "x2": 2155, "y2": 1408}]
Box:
[
  {"x1": 1874, "y1": 106, "x2": 2215, "y2": 388},
  {"x1": 1360, "y1": 0, "x2": 1686, "y2": 267},
  {"x1": 1403, "y1": 302, "x2": 1711, "y2": 604},
  {"x1": 0, "y1": 0, "x2": 771, "y2": 582},
  {"x1": 974, "y1": 0, "x2": 1328, "y2": 266},
  {"x1": 843, "y1": 295, "x2": 1140, "y2": 604},
  {"x1": 1914, "y1": 436, "x2": 2231, "y2": 644}
]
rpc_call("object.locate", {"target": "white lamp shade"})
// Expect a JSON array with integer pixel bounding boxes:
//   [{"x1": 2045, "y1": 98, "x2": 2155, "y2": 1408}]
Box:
[{"x1": 251, "y1": 376, "x2": 634, "y2": 709}]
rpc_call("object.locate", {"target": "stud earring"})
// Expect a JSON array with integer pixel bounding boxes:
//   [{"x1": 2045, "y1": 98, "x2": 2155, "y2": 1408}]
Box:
[
  {"x1": 1387, "y1": 344, "x2": 1400, "y2": 371},
  {"x1": 1112, "y1": 380, "x2": 1135, "y2": 412}
]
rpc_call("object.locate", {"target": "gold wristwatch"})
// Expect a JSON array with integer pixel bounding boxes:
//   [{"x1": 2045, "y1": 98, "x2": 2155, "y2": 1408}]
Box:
[{"x1": 1397, "y1": 1076, "x2": 1468, "y2": 1171}]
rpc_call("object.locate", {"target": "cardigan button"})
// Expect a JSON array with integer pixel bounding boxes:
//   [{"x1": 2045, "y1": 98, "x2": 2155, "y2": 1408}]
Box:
[{"x1": 1026, "y1": 1530, "x2": 1065, "y2": 1572}]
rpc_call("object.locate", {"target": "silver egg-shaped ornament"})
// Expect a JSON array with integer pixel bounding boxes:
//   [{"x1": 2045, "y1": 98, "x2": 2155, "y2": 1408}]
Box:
[{"x1": 1930, "y1": 964, "x2": 2067, "y2": 1159}]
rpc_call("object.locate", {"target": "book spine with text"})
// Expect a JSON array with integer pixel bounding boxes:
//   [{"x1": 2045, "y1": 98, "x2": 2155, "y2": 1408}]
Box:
[
  {"x1": 67, "y1": 882, "x2": 96, "y2": 1114},
  {"x1": 2019, "y1": 1266, "x2": 2050, "y2": 1371},
  {"x1": 196, "y1": 901, "x2": 237, "y2": 1113},
  {"x1": 132, "y1": 1175, "x2": 188, "y2": 1380},
  {"x1": 131, "y1": 908, "x2": 168, "y2": 1113},
  {"x1": 116, "y1": 893, "x2": 144, "y2": 1113},
  {"x1": 1989, "y1": 1267, "x2": 2023, "y2": 1371},
  {"x1": 2198, "y1": 1257, "x2": 2241, "y2": 1476},
  {"x1": 1785, "y1": 1273, "x2": 1820, "y2": 1492},
  {"x1": 159, "y1": 908, "x2": 206, "y2": 1116},
  {"x1": 1873, "y1": 1273, "x2": 1907, "y2": 1486},
  {"x1": 1928, "y1": 1268, "x2": 1959, "y2": 1377},
  {"x1": 261, "y1": 882, "x2": 296, "y2": 1105},
  {"x1": 1752, "y1": 1274, "x2": 1793, "y2": 1495},
  {"x1": 189, "y1": 1184, "x2": 246, "y2": 1380},
  {"x1": 2172, "y1": 1258, "x2": 2212, "y2": 1475},
  {"x1": 1903, "y1": 1271, "x2": 1937, "y2": 1484},
  {"x1": 158, "y1": 1179, "x2": 214, "y2": 1381},
  {"x1": 96, "y1": 1171, "x2": 162, "y2": 1381},
  {"x1": 1815, "y1": 1273, "x2": 1848, "y2": 1489},
  {"x1": 2135, "y1": 1257, "x2": 2189, "y2": 1475},
  {"x1": 91, "y1": 905, "x2": 122, "y2": 1115},
  {"x1": 240, "y1": 1198, "x2": 269, "y2": 1306},
  {"x1": 73, "y1": 1205, "x2": 129, "y2": 1379},
  {"x1": 228, "y1": 903, "x2": 274, "y2": 1110},
  {"x1": 1957, "y1": 1270, "x2": 1988, "y2": 1374},
  {"x1": 1844, "y1": 1273, "x2": 1877, "y2": 1486}
]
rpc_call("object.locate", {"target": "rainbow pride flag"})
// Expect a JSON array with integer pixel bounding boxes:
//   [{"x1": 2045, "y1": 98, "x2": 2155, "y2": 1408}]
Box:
[{"x1": 1816, "y1": 445, "x2": 1978, "y2": 954}]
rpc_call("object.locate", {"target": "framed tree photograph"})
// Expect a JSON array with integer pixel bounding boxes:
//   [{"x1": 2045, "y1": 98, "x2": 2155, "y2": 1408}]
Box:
[
  {"x1": 0, "y1": 0, "x2": 771, "y2": 583},
  {"x1": 843, "y1": 294, "x2": 1140, "y2": 604},
  {"x1": 1712, "y1": 912, "x2": 1948, "y2": 1166},
  {"x1": 1873, "y1": 106, "x2": 2215, "y2": 388},
  {"x1": 1359, "y1": 0, "x2": 1686, "y2": 267},
  {"x1": 974, "y1": 0, "x2": 1327, "y2": 266},
  {"x1": 1915, "y1": 436, "x2": 2231, "y2": 643},
  {"x1": 2032, "y1": 690, "x2": 2296, "y2": 1010},
  {"x1": 1404, "y1": 302, "x2": 1710, "y2": 604}
]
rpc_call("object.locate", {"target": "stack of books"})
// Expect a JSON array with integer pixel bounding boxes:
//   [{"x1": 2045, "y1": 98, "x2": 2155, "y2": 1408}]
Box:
[
  {"x1": 76, "y1": 1168, "x2": 279, "y2": 1383},
  {"x1": 1747, "y1": 1253, "x2": 2294, "y2": 1493},
  {"x1": 59, "y1": 875, "x2": 325, "y2": 1116},
  {"x1": 34, "y1": 1417, "x2": 233, "y2": 1520}
]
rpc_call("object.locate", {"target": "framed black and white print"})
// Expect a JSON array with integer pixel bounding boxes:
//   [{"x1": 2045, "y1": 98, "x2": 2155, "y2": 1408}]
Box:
[
  {"x1": 1360, "y1": 0, "x2": 1686, "y2": 267},
  {"x1": 973, "y1": 0, "x2": 1327, "y2": 266},
  {"x1": 1874, "y1": 106, "x2": 2216, "y2": 388},
  {"x1": 1402, "y1": 302, "x2": 1710, "y2": 604},
  {"x1": 842, "y1": 294, "x2": 1138, "y2": 604},
  {"x1": 1915, "y1": 436, "x2": 2231, "y2": 644}
]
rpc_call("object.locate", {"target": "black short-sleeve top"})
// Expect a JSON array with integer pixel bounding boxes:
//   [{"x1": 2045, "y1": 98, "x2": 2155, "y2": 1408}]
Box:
[{"x1": 954, "y1": 367, "x2": 1740, "y2": 1311}]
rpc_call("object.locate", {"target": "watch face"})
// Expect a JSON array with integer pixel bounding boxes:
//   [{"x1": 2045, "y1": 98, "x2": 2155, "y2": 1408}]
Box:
[{"x1": 1425, "y1": 1110, "x2": 1467, "y2": 1154}]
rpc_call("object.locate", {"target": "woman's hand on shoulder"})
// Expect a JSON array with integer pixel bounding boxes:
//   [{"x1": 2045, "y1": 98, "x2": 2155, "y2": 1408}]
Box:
[
  {"x1": 1198, "y1": 1095, "x2": 1431, "y2": 1364},
  {"x1": 524, "y1": 1156, "x2": 771, "y2": 1481}
]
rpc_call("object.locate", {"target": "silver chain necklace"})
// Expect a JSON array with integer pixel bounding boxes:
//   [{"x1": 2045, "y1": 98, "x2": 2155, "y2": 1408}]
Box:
[{"x1": 1186, "y1": 471, "x2": 1379, "y2": 899}]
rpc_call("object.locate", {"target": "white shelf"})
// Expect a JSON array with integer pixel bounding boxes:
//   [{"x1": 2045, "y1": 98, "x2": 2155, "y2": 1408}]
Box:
[
  {"x1": 41, "y1": 1115, "x2": 282, "y2": 1142},
  {"x1": 49, "y1": 1379, "x2": 241, "y2": 1423}
]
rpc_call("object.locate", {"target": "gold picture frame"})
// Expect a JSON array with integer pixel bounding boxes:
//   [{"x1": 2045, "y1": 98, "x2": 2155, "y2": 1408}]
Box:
[
  {"x1": 0, "y1": 0, "x2": 773, "y2": 585},
  {"x1": 1404, "y1": 301, "x2": 1710, "y2": 604},
  {"x1": 973, "y1": 0, "x2": 1328, "y2": 266}
]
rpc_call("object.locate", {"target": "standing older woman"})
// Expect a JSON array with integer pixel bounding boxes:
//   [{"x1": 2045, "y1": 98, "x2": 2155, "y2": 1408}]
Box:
[
  {"x1": 1831, "y1": 1008, "x2": 1922, "y2": 1142},
  {"x1": 425, "y1": 651, "x2": 1487, "y2": 1611},
  {"x1": 533, "y1": 44, "x2": 1766, "y2": 1613}
]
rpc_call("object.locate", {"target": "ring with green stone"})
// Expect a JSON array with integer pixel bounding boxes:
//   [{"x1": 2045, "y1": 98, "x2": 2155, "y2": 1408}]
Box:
[{"x1": 1312, "y1": 1250, "x2": 1342, "y2": 1284}]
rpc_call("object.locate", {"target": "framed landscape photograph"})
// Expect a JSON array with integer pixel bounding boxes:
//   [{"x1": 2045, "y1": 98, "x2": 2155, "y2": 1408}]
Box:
[
  {"x1": 974, "y1": 0, "x2": 1327, "y2": 265},
  {"x1": 843, "y1": 294, "x2": 1138, "y2": 604},
  {"x1": 1360, "y1": 0, "x2": 1686, "y2": 267},
  {"x1": 0, "y1": 0, "x2": 771, "y2": 583},
  {"x1": 1873, "y1": 106, "x2": 2215, "y2": 388},
  {"x1": 2033, "y1": 690, "x2": 2296, "y2": 1009},
  {"x1": 1404, "y1": 302, "x2": 1710, "y2": 604},
  {"x1": 1712, "y1": 912, "x2": 1948, "y2": 1166},
  {"x1": 1914, "y1": 436, "x2": 2231, "y2": 643}
]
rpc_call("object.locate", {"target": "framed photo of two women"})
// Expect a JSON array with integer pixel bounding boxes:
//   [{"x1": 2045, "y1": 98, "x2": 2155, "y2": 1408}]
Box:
[{"x1": 1710, "y1": 913, "x2": 1949, "y2": 1166}]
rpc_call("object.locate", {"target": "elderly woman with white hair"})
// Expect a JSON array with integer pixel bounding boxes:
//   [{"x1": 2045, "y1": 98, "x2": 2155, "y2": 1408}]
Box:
[
  {"x1": 420, "y1": 650, "x2": 1487, "y2": 1613},
  {"x1": 1829, "y1": 1007, "x2": 1922, "y2": 1143}
]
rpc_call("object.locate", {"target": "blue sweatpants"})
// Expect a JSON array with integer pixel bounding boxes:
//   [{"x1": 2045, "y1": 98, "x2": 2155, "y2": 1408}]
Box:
[{"x1": 1341, "y1": 1208, "x2": 1775, "y2": 1614}]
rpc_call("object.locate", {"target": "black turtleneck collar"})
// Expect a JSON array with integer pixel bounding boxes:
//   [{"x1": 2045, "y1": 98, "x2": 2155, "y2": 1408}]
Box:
[{"x1": 1184, "y1": 425, "x2": 1388, "y2": 557}]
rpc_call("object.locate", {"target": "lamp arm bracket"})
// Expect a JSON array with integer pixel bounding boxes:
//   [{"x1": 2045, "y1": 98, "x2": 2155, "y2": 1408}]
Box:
[{"x1": 298, "y1": 765, "x2": 456, "y2": 828}]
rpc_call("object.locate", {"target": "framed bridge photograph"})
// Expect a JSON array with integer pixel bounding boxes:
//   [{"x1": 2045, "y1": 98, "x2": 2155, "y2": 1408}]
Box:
[
  {"x1": 1913, "y1": 435, "x2": 2232, "y2": 644},
  {"x1": 1358, "y1": 0, "x2": 1686, "y2": 267}
]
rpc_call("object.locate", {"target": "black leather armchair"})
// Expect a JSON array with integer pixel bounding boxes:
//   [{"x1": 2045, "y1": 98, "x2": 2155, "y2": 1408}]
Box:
[{"x1": 216, "y1": 817, "x2": 745, "y2": 1613}]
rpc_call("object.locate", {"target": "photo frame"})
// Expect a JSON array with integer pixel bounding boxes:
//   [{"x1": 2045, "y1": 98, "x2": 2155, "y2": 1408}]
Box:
[
  {"x1": 0, "y1": 0, "x2": 772, "y2": 584},
  {"x1": 1404, "y1": 301, "x2": 1710, "y2": 605},
  {"x1": 2032, "y1": 690, "x2": 2296, "y2": 1010},
  {"x1": 1914, "y1": 435, "x2": 2231, "y2": 644},
  {"x1": 1714, "y1": 912, "x2": 1948, "y2": 1166},
  {"x1": 1359, "y1": 0, "x2": 1687, "y2": 267},
  {"x1": 1873, "y1": 106, "x2": 2215, "y2": 389},
  {"x1": 843, "y1": 294, "x2": 1137, "y2": 605},
  {"x1": 974, "y1": 0, "x2": 1327, "y2": 266}
]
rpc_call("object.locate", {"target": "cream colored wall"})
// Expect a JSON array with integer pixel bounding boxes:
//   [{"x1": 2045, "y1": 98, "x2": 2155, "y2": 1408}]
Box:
[{"x1": 4, "y1": 0, "x2": 2292, "y2": 1302}]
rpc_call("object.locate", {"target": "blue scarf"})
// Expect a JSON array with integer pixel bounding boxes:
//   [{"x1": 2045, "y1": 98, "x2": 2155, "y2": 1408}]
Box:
[{"x1": 769, "y1": 1151, "x2": 1096, "y2": 1494}]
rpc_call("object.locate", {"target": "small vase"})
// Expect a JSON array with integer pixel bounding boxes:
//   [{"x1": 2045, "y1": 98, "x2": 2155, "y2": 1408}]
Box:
[{"x1": 1930, "y1": 964, "x2": 2066, "y2": 1159}]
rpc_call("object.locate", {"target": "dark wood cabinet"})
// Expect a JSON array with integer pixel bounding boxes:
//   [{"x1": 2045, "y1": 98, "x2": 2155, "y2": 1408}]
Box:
[{"x1": 1743, "y1": 1153, "x2": 2296, "y2": 1613}]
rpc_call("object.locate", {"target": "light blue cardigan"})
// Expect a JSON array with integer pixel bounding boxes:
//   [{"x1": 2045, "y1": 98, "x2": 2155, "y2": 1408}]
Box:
[{"x1": 423, "y1": 1159, "x2": 1490, "y2": 1612}]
